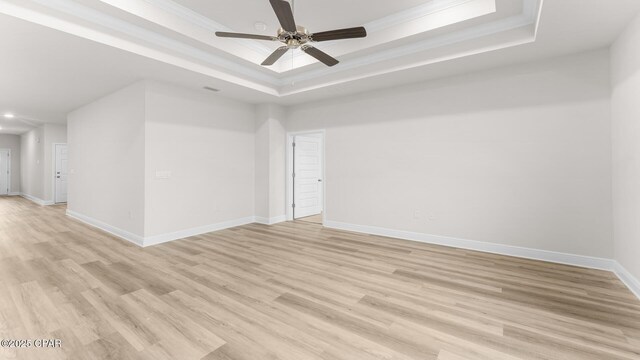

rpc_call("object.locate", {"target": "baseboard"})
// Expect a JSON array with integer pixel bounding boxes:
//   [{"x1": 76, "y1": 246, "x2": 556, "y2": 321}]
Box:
[
  {"x1": 613, "y1": 262, "x2": 640, "y2": 300},
  {"x1": 8, "y1": 192, "x2": 21, "y2": 196},
  {"x1": 21, "y1": 193, "x2": 55, "y2": 206},
  {"x1": 324, "y1": 220, "x2": 615, "y2": 271},
  {"x1": 66, "y1": 210, "x2": 144, "y2": 246},
  {"x1": 144, "y1": 216, "x2": 256, "y2": 247},
  {"x1": 254, "y1": 215, "x2": 287, "y2": 225},
  {"x1": 66, "y1": 210, "x2": 257, "y2": 247},
  {"x1": 61, "y1": 211, "x2": 640, "y2": 300}
]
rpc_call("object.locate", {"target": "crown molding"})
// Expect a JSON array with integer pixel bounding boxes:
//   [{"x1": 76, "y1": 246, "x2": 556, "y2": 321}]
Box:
[
  {"x1": 0, "y1": 0, "x2": 542, "y2": 98},
  {"x1": 140, "y1": 0, "x2": 274, "y2": 55},
  {"x1": 368, "y1": 0, "x2": 477, "y2": 33},
  {"x1": 29, "y1": 0, "x2": 279, "y2": 85},
  {"x1": 279, "y1": 11, "x2": 537, "y2": 89},
  {"x1": 274, "y1": 0, "x2": 496, "y2": 72}
]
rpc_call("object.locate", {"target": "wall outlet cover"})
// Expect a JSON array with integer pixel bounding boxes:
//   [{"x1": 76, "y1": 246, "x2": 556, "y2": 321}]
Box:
[{"x1": 155, "y1": 170, "x2": 172, "y2": 179}]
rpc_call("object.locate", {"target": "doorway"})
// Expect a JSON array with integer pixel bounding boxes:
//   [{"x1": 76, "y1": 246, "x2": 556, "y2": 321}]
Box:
[
  {"x1": 54, "y1": 144, "x2": 68, "y2": 204},
  {"x1": 286, "y1": 131, "x2": 325, "y2": 224},
  {"x1": 0, "y1": 149, "x2": 10, "y2": 196}
]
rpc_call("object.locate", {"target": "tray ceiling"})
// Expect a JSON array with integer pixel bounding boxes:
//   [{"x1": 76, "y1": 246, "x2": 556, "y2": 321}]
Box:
[{"x1": 0, "y1": 0, "x2": 542, "y2": 97}]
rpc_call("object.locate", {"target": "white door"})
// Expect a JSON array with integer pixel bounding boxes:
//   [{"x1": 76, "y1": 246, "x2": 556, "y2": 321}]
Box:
[
  {"x1": 293, "y1": 135, "x2": 322, "y2": 219},
  {"x1": 55, "y1": 144, "x2": 68, "y2": 203},
  {"x1": 0, "y1": 150, "x2": 9, "y2": 195}
]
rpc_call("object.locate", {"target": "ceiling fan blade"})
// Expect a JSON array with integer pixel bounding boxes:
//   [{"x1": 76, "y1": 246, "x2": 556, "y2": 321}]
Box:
[
  {"x1": 301, "y1": 45, "x2": 339, "y2": 67},
  {"x1": 269, "y1": 0, "x2": 297, "y2": 32},
  {"x1": 262, "y1": 46, "x2": 290, "y2": 66},
  {"x1": 311, "y1": 27, "x2": 367, "y2": 42},
  {"x1": 216, "y1": 32, "x2": 277, "y2": 41}
]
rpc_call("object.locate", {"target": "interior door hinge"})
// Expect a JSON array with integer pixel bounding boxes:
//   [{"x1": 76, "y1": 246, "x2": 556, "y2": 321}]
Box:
[
  {"x1": 292, "y1": 142, "x2": 296, "y2": 147},
  {"x1": 292, "y1": 203, "x2": 296, "y2": 208}
]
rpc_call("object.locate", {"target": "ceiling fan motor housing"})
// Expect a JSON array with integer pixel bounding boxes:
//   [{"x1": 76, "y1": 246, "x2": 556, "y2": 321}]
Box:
[{"x1": 278, "y1": 25, "x2": 310, "y2": 48}]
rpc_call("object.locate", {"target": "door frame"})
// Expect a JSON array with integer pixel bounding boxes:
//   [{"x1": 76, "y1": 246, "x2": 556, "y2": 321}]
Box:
[
  {"x1": 52, "y1": 143, "x2": 67, "y2": 204},
  {"x1": 286, "y1": 130, "x2": 326, "y2": 223},
  {"x1": 0, "y1": 148, "x2": 11, "y2": 195}
]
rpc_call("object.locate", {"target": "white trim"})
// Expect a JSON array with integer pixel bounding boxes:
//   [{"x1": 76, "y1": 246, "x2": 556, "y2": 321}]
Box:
[
  {"x1": 141, "y1": 0, "x2": 273, "y2": 55},
  {"x1": 0, "y1": 0, "x2": 542, "y2": 91},
  {"x1": 27, "y1": 0, "x2": 277, "y2": 84},
  {"x1": 59, "y1": 209, "x2": 640, "y2": 301},
  {"x1": 144, "y1": 216, "x2": 255, "y2": 247},
  {"x1": 324, "y1": 220, "x2": 615, "y2": 271},
  {"x1": 66, "y1": 210, "x2": 144, "y2": 246},
  {"x1": 8, "y1": 192, "x2": 21, "y2": 196},
  {"x1": 0, "y1": 148, "x2": 11, "y2": 195},
  {"x1": 0, "y1": 0, "x2": 278, "y2": 95},
  {"x1": 286, "y1": 130, "x2": 326, "y2": 223},
  {"x1": 21, "y1": 193, "x2": 55, "y2": 206},
  {"x1": 531, "y1": 0, "x2": 544, "y2": 36},
  {"x1": 326, "y1": 220, "x2": 640, "y2": 301},
  {"x1": 52, "y1": 143, "x2": 67, "y2": 204},
  {"x1": 280, "y1": 14, "x2": 535, "y2": 88},
  {"x1": 613, "y1": 262, "x2": 640, "y2": 300},
  {"x1": 281, "y1": 0, "x2": 490, "y2": 65},
  {"x1": 254, "y1": 215, "x2": 287, "y2": 225},
  {"x1": 65, "y1": 210, "x2": 258, "y2": 247},
  {"x1": 367, "y1": 0, "x2": 476, "y2": 33}
]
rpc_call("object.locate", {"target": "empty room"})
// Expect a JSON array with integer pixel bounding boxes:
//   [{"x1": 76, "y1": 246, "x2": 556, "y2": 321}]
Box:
[{"x1": 1, "y1": 0, "x2": 640, "y2": 359}]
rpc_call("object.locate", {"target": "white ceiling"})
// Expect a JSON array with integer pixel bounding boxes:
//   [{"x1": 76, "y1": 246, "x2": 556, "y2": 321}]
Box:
[
  {"x1": 0, "y1": 0, "x2": 640, "y2": 135},
  {"x1": 174, "y1": 0, "x2": 430, "y2": 36}
]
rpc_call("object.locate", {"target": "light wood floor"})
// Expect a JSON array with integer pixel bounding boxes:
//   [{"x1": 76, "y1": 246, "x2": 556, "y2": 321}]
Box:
[
  {"x1": 1, "y1": 196, "x2": 640, "y2": 360},
  {"x1": 297, "y1": 213, "x2": 323, "y2": 224}
]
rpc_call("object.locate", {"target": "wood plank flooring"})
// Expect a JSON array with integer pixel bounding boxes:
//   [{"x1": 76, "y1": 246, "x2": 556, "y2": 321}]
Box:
[
  {"x1": 1, "y1": 195, "x2": 640, "y2": 359},
  {"x1": 296, "y1": 213, "x2": 323, "y2": 224}
]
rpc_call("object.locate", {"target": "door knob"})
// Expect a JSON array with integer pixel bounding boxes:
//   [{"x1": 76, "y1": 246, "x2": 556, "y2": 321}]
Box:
[{"x1": 318, "y1": 179, "x2": 322, "y2": 182}]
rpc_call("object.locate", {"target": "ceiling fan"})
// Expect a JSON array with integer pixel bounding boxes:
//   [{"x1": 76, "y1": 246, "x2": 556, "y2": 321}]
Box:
[{"x1": 215, "y1": 0, "x2": 367, "y2": 67}]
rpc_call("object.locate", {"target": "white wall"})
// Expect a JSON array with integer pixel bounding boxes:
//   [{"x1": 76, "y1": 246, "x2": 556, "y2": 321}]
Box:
[
  {"x1": 286, "y1": 49, "x2": 613, "y2": 258},
  {"x1": 0, "y1": 134, "x2": 21, "y2": 194},
  {"x1": 255, "y1": 106, "x2": 270, "y2": 220},
  {"x1": 68, "y1": 81, "x2": 255, "y2": 242},
  {"x1": 19, "y1": 124, "x2": 68, "y2": 203},
  {"x1": 255, "y1": 104, "x2": 287, "y2": 222},
  {"x1": 43, "y1": 124, "x2": 67, "y2": 202},
  {"x1": 144, "y1": 82, "x2": 256, "y2": 237},
  {"x1": 612, "y1": 13, "x2": 640, "y2": 282},
  {"x1": 64, "y1": 50, "x2": 618, "y2": 267},
  {"x1": 68, "y1": 82, "x2": 146, "y2": 237},
  {"x1": 269, "y1": 111, "x2": 286, "y2": 219},
  {"x1": 20, "y1": 127, "x2": 44, "y2": 200}
]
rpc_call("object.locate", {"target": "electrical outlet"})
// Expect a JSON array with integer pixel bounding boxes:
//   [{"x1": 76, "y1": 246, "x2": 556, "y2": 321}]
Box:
[{"x1": 155, "y1": 170, "x2": 172, "y2": 179}]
